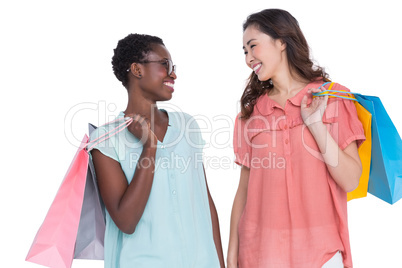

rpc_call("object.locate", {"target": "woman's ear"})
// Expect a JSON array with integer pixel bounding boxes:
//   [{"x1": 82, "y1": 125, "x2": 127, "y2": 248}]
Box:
[
  {"x1": 128, "y1": 63, "x2": 142, "y2": 78},
  {"x1": 279, "y1": 39, "x2": 287, "y2": 51}
]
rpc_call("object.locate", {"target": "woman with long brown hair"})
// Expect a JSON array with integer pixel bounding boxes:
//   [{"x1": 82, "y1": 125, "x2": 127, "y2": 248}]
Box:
[{"x1": 228, "y1": 9, "x2": 365, "y2": 268}]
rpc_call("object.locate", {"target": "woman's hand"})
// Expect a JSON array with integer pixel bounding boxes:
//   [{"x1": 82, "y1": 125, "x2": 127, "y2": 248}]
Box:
[
  {"x1": 301, "y1": 86, "x2": 329, "y2": 127},
  {"x1": 226, "y1": 257, "x2": 238, "y2": 268},
  {"x1": 126, "y1": 114, "x2": 158, "y2": 148}
]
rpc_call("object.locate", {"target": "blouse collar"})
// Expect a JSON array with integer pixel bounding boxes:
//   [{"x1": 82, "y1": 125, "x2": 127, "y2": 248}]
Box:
[{"x1": 255, "y1": 80, "x2": 325, "y2": 116}]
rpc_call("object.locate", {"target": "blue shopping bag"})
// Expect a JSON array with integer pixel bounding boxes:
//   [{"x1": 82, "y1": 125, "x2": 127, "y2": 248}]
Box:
[
  {"x1": 356, "y1": 95, "x2": 402, "y2": 204},
  {"x1": 314, "y1": 86, "x2": 402, "y2": 204}
]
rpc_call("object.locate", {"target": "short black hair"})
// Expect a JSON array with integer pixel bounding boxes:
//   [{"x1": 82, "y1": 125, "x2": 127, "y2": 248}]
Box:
[{"x1": 112, "y1": 33, "x2": 164, "y2": 88}]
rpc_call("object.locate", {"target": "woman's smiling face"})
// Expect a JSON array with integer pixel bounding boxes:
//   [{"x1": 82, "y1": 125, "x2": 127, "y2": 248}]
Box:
[
  {"x1": 137, "y1": 44, "x2": 177, "y2": 101},
  {"x1": 243, "y1": 25, "x2": 286, "y2": 82}
]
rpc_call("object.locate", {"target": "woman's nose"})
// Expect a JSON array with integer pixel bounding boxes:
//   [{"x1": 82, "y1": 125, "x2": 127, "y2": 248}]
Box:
[
  {"x1": 169, "y1": 70, "x2": 177, "y2": 79},
  {"x1": 246, "y1": 54, "x2": 254, "y2": 68}
]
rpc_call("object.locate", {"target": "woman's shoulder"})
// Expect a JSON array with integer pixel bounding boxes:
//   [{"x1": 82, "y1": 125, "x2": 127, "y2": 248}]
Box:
[
  {"x1": 323, "y1": 82, "x2": 361, "y2": 121},
  {"x1": 328, "y1": 82, "x2": 351, "y2": 92},
  {"x1": 88, "y1": 114, "x2": 127, "y2": 143},
  {"x1": 324, "y1": 82, "x2": 354, "y2": 106}
]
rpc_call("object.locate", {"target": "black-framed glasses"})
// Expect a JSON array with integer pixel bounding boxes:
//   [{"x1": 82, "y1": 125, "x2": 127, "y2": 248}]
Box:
[{"x1": 127, "y1": 58, "x2": 176, "y2": 75}]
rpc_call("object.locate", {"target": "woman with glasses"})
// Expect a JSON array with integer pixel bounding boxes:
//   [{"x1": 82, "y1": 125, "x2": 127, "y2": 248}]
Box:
[
  {"x1": 88, "y1": 33, "x2": 224, "y2": 268},
  {"x1": 228, "y1": 9, "x2": 365, "y2": 268}
]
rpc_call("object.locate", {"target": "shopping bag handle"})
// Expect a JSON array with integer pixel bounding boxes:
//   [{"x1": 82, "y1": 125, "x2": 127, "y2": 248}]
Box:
[
  {"x1": 313, "y1": 82, "x2": 358, "y2": 101},
  {"x1": 86, "y1": 117, "x2": 134, "y2": 152}
]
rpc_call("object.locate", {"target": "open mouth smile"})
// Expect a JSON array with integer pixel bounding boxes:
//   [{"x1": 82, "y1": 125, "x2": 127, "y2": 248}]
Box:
[
  {"x1": 252, "y1": 63, "x2": 262, "y2": 73},
  {"x1": 163, "y1": 81, "x2": 175, "y2": 91}
]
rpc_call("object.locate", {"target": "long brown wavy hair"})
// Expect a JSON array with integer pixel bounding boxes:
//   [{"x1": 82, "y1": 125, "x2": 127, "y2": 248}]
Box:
[{"x1": 240, "y1": 9, "x2": 330, "y2": 119}]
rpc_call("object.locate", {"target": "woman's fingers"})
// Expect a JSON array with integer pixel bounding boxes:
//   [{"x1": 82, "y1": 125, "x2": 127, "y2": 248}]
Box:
[{"x1": 301, "y1": 94, "x2": 309, "y2": 109}]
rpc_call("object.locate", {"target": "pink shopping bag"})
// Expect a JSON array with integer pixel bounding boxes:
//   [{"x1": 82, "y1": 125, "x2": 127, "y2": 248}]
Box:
[
  {"x1": 26, "y1": 117, "x2": 133, "y2": 268},
  {"x1": 26, "y1": 135, "x2": 89, "y2": 268}
]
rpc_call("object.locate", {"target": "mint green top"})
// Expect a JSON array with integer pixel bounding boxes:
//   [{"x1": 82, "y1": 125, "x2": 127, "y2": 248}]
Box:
[{"x1": 88, "y1": 111, "x2": 219, "y2": 268}]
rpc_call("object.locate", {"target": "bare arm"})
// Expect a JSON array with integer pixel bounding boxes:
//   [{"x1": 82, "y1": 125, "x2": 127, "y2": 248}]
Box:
[
  {"x1": 203, "y1": 166, "x2": 225, "y2": 268},
  {"x1": 307, "y1": 123, "x2": 362, "y2": 192},
  {"x1": 92, "y1": 115, "x2": 158, "y2": 234},
  {"x1": 301, "y1": 87, "x2": 362, "y2": 192},
  {"x1": 227, "y1": 166, "x2": 250, "y2": 268}
]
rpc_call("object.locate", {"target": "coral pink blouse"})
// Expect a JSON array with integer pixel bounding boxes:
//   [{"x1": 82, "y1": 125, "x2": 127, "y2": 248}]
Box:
[{"x1": 233, "y1": 81, "x2": 365, "y2": 268}]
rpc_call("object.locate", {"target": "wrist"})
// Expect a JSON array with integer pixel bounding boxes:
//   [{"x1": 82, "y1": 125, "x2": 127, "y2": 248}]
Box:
[
  {"x1": 303, "y1": 109, "x2": 323, "y2": 126},
  {"x1": 307, "y1": 120, "x2": 326, "y2": 135},
  {"x1": 143, "y1": 136, "x2": 158, "y2": 150},
  {"x1": 227, "y1": 260, "x2": 238, "y2": 268},
  {"x1": 141, "y1": 144, "x2": 157, "y2": 154},
  {"x1": 227, "y1": 252, "x2": 238, "y2": 267}
]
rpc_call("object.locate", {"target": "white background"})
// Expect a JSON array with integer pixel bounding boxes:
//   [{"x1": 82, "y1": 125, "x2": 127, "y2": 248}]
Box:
[{"x1": 1, "y1": 0, "x2": 402, "y2": 267}]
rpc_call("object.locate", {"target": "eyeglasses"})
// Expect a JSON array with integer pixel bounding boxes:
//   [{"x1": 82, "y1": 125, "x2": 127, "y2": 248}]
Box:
[{"x1": 127, "y1": 58, "x2": 176, "y2": 76}]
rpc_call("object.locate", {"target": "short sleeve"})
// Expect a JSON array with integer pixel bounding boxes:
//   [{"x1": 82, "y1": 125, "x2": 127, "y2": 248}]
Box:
[
  {"x1": 87, "y1": 126, "x2": 119, "y2": 162},
  {"x1": 323, "y1": 85, "x2": 366, "y2": 150},
  {"x1": 233, "y1": 113, "x2": 252, "y2": 167}
]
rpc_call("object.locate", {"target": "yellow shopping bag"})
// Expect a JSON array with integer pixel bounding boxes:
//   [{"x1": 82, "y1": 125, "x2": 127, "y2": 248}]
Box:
[
  {"x1": 317, "y1": 82, "x2": 372, "y2": 201},
  {"x1": 348, "y1": 101, "x2": 372, "y2": 201}
]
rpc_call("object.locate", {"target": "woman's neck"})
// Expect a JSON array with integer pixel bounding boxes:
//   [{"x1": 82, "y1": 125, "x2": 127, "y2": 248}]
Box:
[
  {"x1": 124, "y1": 92, "x2": 168, "y2": 129},
  {"x1": 270, "y1": 72, "x2": 309, "y2": 97},
  {"x1": 125, "y1": 98, "x2": 155, "y2": 118}
]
